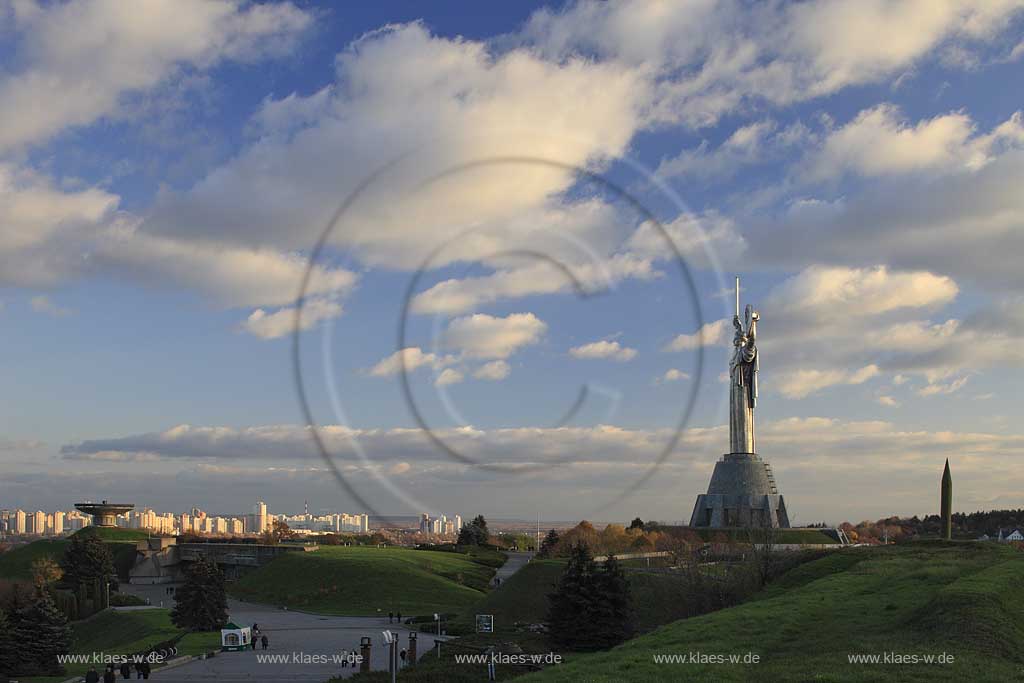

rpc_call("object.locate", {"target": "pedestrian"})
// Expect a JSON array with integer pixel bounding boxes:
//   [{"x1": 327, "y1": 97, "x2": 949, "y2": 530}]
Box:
[
  {"x1": 137, "y1": 661, "x2": 144, "y2": 679},
  {"x1": 252, "y1": 622, "x2": 260, "y2": 635},
  {"x1": 103, "y1": 665, "x2": 116, "y2": 683},
  {"x1": 252, "y1": 636, "x2": 258, "y2": 650},
  {"x1": 396, "y1": 611, "x2": 402, "y2": 623},
  {"x1": 119, "y1": 661, "x2": 131, "y2": 679},
  {"x1": 400, "y1": 649, "x2": 407, "y2": 667},
  {"x1": 139, "y1": 660, "x2": 151, "y2": 679},
  {"x1": 85, "y1": 667, "x2": 100, "y2": 683},
  {"x1": 261, "y1": 634, "x2": 269, "y2": 650},
  {"x1": 388, "y1": 611, "x2": 393, "y2": 623}
]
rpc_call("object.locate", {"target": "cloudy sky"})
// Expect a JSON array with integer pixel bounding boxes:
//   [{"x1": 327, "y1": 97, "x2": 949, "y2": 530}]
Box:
[{"x1": 2, "y1": 0, "x2": 1024, "y2": 525}]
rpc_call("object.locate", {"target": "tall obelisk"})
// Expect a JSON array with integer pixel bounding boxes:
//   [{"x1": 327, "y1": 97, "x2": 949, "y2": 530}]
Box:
[
  {"x1": 690, "y1": 277, "x2": 790, "y2": 528},
  {"x1": 941, "y1": 459, "x2": 952, "y2": 540}
]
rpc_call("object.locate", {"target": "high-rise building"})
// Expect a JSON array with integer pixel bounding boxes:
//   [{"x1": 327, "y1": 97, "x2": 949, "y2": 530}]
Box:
[
  {"x1": 32, "y1": 510, "x2": 46, "y2": 535},
  {"x1": 52, "y1": 510, "x2": 65, "y2": 535},
  {"x1": 14, "y1": 509, "x2": 26, "y2": 534},
  {"x1": 253, "y1": 501, "x2": 268, "y2": 534}
]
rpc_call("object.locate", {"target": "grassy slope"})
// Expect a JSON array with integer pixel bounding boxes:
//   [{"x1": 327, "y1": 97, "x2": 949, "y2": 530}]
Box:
[
  {"x1": 466, "y1": 559, "x2": 699, "y2": 633},
  {"x1": 0, "y1": 539, "x2": 68, "y2": 580},
  {"x1": 0, "y1": 529, "x2": 143, "y2": 582},
  {"x1": 522, "y1": 542, "x2": 1024, "y2": 682},
  {"x1": 229, "y1": 545, "x2": 497, "y2": 616},
  {"x1": 26, "y1": 609, "x2": 218, "y2": 683}
]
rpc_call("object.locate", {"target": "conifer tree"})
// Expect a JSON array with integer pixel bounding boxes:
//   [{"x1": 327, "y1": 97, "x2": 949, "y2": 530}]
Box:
[
  {"x1": 60, "y1": 528, "x2": 115, "y2": 588},
  {"x1": 594, "y1": 555, "x2": 635, "y2": 648},
  {"x1": 0, "y1": 608, "x2": 18, "y2": 678},
  {"x1": 546, "y1": 543, "x2": 603, "y2": 650},
  {"x1": 12, "y1": 591, "x2": 71, "y2": 675},
  {"x1": 539, "y1": 529, "x2": 560, "y2": 557},
  {"x1": 171, "y1": 557, "x2": 228, "y2": 631}
]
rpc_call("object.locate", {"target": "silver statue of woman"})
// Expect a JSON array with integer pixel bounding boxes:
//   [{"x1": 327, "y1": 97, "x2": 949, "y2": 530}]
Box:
[{"x1": 729, "y1": 277, "x2": 759, "y2": 454}]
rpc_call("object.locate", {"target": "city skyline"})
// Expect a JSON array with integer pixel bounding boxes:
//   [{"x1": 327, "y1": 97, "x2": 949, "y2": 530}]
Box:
[{"x1": 1, "y1": 2, "x2": 1024, "y2": 524}]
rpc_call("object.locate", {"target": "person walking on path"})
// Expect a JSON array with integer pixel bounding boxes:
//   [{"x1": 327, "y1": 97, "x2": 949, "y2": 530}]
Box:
[
  {"x1": 261, "y1": 634, "x2": 269, "y2": 650},
  {"x1": 85, "y1": 667, "x2": 100, "y2": 683},
  {"x1": 119, "y1": 661, "x2": 132, "y2": 679}
]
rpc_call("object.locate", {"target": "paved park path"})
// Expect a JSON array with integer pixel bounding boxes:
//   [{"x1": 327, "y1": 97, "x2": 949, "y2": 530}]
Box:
[
  {"x1": 151, "y1": 599, "x2": 419, "y2": 681},
  {"x1": 147, "y1": 551, "x2": 535, "y2": 681},
  {"x1": 494, "y1": 550, "x2": 535, "y2": 584}
]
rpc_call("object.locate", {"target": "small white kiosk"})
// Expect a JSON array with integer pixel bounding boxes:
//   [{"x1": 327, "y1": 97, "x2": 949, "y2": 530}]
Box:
[{"x1": 221, "y1": 622, "x2": 252, "y2": 652}]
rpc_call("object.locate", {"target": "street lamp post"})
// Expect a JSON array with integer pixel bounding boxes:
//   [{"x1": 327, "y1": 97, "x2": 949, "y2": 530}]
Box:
[{"x1": 382, "y1": 631, "x2": 397, "y2": 683}]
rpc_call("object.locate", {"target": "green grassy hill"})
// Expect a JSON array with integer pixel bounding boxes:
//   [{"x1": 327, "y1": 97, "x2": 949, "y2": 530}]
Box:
[
  {"x1": 0, "y1": 539, "x2": 69, "y2": 580},
  {"x1": 521, "y1": 542, "x2": 1024, "y2": 682},
  {"x1": 229, "y1": 545, "x2": 499, "y2": 616},
  {"x1": 0, "y1": 529, "x2": 143, "y2": 583}
]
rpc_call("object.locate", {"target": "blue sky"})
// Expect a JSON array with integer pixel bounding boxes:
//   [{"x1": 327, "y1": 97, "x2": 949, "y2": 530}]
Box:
[{"x1": 2, "y1": 0, "x2": 1024, "y2": 524}]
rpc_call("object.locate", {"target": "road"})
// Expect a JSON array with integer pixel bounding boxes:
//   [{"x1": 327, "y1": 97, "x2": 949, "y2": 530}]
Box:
[
  {"x1": 151, "y1": 599, "x2": 424, "y2": 681},
  {"x1": 494, "y1": 551, "x2": 535, "y2": 584},
  {"x1": 141, "y1": 551, "x2": 536, "y2": 681}
]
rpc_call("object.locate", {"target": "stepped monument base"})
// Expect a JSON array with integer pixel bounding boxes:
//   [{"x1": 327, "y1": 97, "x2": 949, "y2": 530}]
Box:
[{"x1": 689, "y1": 453, "x2": 790, "y2": 528}]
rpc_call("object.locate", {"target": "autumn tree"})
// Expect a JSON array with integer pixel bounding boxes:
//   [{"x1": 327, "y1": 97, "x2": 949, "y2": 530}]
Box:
[{"x1": 31, "y1": 557, "x2": 63, "y2": 593}]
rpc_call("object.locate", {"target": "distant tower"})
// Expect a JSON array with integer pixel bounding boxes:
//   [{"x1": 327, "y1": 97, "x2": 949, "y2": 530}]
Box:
[{"x1": 941, "y1": 459, "x2": 952, "y2": 540}]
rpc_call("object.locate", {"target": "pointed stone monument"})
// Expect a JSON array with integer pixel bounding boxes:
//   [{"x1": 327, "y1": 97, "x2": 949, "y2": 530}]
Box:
[
  {"x1": 941, "y1": 459, "x2": 952, "y2": 540},
  {"x1": 690, "y1": 277, "x2": 790, "y2": 528}
]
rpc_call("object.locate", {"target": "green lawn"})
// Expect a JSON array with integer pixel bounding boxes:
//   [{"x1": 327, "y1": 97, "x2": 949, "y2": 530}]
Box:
[
  {"x1": 521, "y1": 542, "x2": 1024, "y2": 682},
  {"x1": 25, "y1": 608, "x2": 218, "y2": 683},
  {"x1": 0, "y1": 539, "x2": 68, "y2": 580},
  {"x1": 0, "y1": 533, "x2": 141, "y2": 582},
  {"x1": 228, "y1": 545, "x2": 499, "y2": 616}
]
